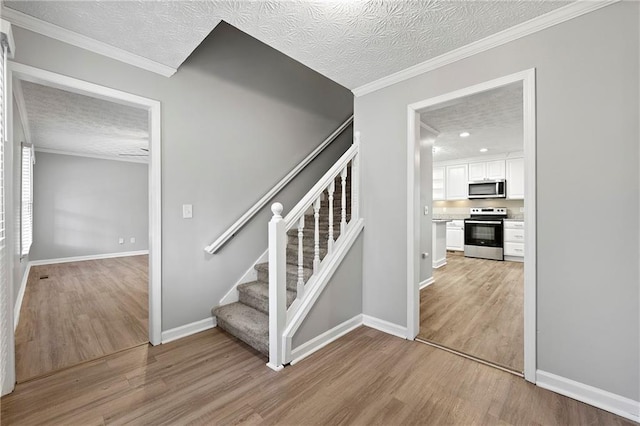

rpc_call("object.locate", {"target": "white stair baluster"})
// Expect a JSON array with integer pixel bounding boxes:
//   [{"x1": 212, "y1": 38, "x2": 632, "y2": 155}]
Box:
[
  {"x1": 328, "y1": 181, "x2": 335, "y2": 252},
  {"x1": 313, "y1": 197, "x2": 321, "y2": 272},
  {"x1": 340, "y1": 166, "x2": 348, "y2": 234},
  {"x1": 297, "y1": 215, "x2": 305, "y2": 297}
]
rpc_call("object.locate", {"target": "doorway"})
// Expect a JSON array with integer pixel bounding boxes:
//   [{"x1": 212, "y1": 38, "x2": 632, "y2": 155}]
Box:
[
  {"x1": 6, "y1": 62, "x2": 161, "y2": 382},
  {"x1": 406, "y1": 69, "x2": 537, "y2": 382}
]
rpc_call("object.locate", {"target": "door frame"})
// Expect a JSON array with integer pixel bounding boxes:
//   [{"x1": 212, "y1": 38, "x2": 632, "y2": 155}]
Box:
[
  {"x1": 6, "y1": 62, "x2": 162, "y2": 346},
  {"x1": 405, "y1": 68, "x2": 537, "y2": 382}
]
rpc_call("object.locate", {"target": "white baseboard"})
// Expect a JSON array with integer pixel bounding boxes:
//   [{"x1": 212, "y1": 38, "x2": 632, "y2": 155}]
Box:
[
  {"x1": 362, "y1": 314, "x2": 408, "y2": 339},
  {"x1": 432, "y1": 259, "x2": 446, "y2": 269},
  {"x1": 536, "y1": 370, "x2": 639, "y2": 422},
  {"x1": 29, "y1": 250, "x2": 149, "y2": 266},
  {"x1": 13, "y1": 263, "x2": 31, "y2": 331},
  {"x1": 419, "y1": 277, "x2": 435, "y2": 290},
  {"x1": 290, "y1": 314, "x2": 363, "y2": 365},
  {"x1": 219, "y1": 248, "x2": 268, "y2": 306},
  {"x1": 161, "y1": 317, "x2": 217, "y2": 344}
]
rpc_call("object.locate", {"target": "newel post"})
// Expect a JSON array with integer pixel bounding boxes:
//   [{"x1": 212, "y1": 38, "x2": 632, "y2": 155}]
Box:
[{"x1": 267, "y1": 202, "x2": 286, "y2": 371}]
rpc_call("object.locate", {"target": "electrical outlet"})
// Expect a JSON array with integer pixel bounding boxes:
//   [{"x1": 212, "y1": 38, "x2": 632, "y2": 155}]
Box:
[
  {"x1": 118, "y1": 237, "x2": 124, "y2": 244},
  {"x1": 130, "y1": 237, "x2": 136, "y2": 244},
  {"x1": 183, "y1": 204, "x2": 193, "y2": 219}
]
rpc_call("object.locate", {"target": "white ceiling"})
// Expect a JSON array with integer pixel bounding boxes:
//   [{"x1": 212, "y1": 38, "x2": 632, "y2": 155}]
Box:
[
  {"x1": 4, "y1": 1, "x2": 571, "y2": 89},
  {"x1": 421, "y1": 83, "x2": 523, "y2": 162},
  {"x1": 19, "y1": 80, "x2": 149, "y2": 161}
]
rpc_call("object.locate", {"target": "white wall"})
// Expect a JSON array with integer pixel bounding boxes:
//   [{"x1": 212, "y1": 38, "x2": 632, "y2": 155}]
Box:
[
  {"x1": 355, "y1": 2, "x2": 639, "y2": 402},
  {"x1": 9, "y1": 22, "x2": 354, "y2": 330},
  {"x1": 30, "y1": 152, "x2": 148, "y2": 260}
]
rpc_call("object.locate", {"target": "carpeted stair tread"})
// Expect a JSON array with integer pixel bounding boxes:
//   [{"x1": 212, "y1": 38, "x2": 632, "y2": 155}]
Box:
[
  {"x1": 238, "y1": 281, "x2": 296, "y2": 315},
  {"x1": 255, "y1": 262, "x2": 313, "y2": 291},
  {"x1": 213, "y1": 302, "x2": 268, "y2": 355}
]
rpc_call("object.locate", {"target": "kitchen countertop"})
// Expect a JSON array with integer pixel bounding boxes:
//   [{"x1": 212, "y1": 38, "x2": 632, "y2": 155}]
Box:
[
  {"x1": 503, "y1": 218, "x2": 525, "y2": 222},
  {"x1": 432, "y1": 219, "x2": 450, "y2": 223}
]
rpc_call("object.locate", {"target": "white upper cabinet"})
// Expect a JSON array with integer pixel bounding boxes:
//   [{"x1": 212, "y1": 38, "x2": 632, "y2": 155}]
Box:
[
  {"x1": 468, "y1": 162, "x2": 486, "y2": 182},
  {"x1": 446, "y1": 164, "x2": 468, "y2": 200},
  {"x1": 506, "y1": 157, "x2": 525, "y2": 199},
  {"x1": 468, "y1": 160, "x2": 505, "y2": 181},
  {"x1": 486, "y1": 160, "x2": 506, "y2": 179},
  {"x1": 433, "y1": 166, "x2": 445, "y2": 201}
]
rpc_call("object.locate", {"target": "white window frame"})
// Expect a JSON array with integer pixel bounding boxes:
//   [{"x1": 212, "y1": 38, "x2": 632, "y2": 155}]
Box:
[{"x1": 20, "y1": 142, "x2": 33, "y2": 257}]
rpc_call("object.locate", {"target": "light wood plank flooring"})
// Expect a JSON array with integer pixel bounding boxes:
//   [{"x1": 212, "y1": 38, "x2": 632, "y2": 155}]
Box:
[
  {"x1": 1, "y1": 326, "x2": 633, "y2": 425},
  {"x1": 14, "y1": 255, "x2": 148, "y2": 382},
  {"x1": 418, "y1": 252, "x2": 524, "y2": 372}
]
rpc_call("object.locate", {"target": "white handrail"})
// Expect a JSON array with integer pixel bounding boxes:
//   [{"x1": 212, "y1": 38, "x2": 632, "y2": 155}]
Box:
[
  {"x1": 283, "y1": 144, "x2": 358, "y2": 230},
  {"x1": 204, "y1": 115, "x2": 353, "y2": 254}
]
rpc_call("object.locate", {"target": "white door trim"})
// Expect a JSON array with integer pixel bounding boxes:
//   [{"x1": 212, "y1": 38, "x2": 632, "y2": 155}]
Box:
[
  {"x1": 406, "y1": 68, "x2": 537, "y2": 382},
  {"x1": 6, "y1": 61, "x2": 162, "y2": 346}
]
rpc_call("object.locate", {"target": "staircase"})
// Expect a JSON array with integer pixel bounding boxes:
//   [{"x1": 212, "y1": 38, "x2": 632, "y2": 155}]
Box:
[{"x1": 213, "y1": 171, "x2": 351, "y2": 356}]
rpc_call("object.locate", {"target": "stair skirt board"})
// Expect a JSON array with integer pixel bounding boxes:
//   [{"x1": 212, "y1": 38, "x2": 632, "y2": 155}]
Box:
[
  {"x1": 536, "y1": 370, "x2": 640, "y2": 423},
  {"x1": 219, "y1": 248, "x2": 269, "y2": 306},
  {"x1": 290, "y1": 314, "x2": 363, "y2": 365},
  {"x1": 161, "y1": 317, "x2": 217, "y2": 344}
]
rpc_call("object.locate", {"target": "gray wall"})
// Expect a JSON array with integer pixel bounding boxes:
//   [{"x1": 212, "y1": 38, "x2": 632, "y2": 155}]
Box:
[
  {"x1": 30, "y1": 152, "x2": 148, "y2": 260},
  {"x1": 355, "y1": 2, "x2": 639, "y2": 401},
  {"x1": 292, "y1": 233, "x2": 363, "y2": 349},
  {"x1": 10, "y1": 99, "x2": 28, "y2": 306},
  {"x1": 11, "y1": 22, "x2": 353, "y2": 330}
]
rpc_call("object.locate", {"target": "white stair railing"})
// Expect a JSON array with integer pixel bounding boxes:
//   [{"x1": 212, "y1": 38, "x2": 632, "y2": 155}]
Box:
[{"x1": 267, "y1": 133, "x2": 361, "y2": 371}]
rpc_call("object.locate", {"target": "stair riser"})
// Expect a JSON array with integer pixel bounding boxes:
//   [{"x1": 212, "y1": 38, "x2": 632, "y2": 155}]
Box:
[
  {"x1": 256, "y1": 267, "x2": 311, "y2": 291},
  {"x1": 238, "y1": 289, "x2": 269, "y2": 316}
]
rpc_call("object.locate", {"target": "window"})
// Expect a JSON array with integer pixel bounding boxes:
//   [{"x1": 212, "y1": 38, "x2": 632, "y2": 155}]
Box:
[{"x1": 20, "y1": 142, "x2": 33, "y2": 257}]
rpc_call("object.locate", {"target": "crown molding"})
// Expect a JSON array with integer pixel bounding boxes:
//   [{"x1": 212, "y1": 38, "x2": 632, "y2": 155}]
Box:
[
  {"x1": 12, "y1": 79, "x2": 33, "y2": 145},
  {"x1": 1, "y1": 6, "x2": 176, "y2": 77},
  {"x1": 35, "y1": 147, "x2": 149, "y2": 164},
  {"x1": 352, "y1": 0, "x2": 619, "y2": 97}
]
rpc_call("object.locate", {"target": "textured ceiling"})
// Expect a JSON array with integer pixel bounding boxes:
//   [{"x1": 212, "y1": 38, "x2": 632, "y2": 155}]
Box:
[
  {"x1": 20, "y1": 80, "x2": 149, "y2": 161},
  {"x1": 421, "y1": 83, "x2": 523, "y2": 163},
  {"x1": 4, "y1": 1, "x2": 571, "y2": 89}
]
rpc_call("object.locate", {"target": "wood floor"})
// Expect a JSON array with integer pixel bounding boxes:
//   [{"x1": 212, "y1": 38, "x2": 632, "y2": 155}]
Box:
[
  {"x1": 418, "y1": 252, "x2": 524, "y2": 372},
  {"x1": 1, "y1": 326, "x2": 633, "y2": 425},
  {"x1": 14, "y1": 255, "x2": 148, "y2": 382}
]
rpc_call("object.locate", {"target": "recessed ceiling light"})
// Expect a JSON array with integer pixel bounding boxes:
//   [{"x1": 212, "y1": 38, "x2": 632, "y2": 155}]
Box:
[
  {"x1": 459, "y1": 132, "x2": 470, "y2": 138},
  {"x1": 480, "y1": 148, "x2": 488, "y2": 153}
]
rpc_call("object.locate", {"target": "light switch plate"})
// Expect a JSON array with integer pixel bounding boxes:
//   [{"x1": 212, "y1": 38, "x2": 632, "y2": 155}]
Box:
[
  {"x1": 183, "y1": 204, "x2": 193, "y2": 219},
  {"x1": 130, "y1": 237, "x2": 136, "y2": 244},
  {"x1": 118, "y1": 237, "x2": 124, "y2": 244},
  {"x1": 424, "y1": 206, "x2": 429, "y2": 215}
]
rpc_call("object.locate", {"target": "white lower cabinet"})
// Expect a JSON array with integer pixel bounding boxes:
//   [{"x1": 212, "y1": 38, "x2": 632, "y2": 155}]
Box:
[
  {"x1": 446, "y1": 220, "x2": 464, "y2": 251},
  {"x1": 504, "y1": 221, "x2": 524, "y2": 261}
]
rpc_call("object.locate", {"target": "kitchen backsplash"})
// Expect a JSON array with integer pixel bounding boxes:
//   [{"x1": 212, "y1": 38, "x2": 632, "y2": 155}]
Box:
[{"x1": 433, "y1": 199, "x2": 525, "y2": 220}]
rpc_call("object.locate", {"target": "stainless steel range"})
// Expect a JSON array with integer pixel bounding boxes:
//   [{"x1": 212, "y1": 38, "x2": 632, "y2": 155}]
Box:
[{"x1": 464, "y1": 207, "x2": 507, "y2": 261}]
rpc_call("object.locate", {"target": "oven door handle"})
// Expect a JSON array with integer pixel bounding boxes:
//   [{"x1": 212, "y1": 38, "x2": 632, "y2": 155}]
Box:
[{"x1": 465, "y1": 220, "x2": 503, "y2": 225}]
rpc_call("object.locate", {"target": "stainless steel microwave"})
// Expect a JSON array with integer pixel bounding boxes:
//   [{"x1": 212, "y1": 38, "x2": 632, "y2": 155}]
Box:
[{"x1": 468, "y1": 179, "x2": 506, "y2": 199}]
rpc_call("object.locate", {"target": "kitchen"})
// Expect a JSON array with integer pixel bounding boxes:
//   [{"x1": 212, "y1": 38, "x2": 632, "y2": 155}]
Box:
[{"x1": 420, "y1": 82, "x2": 525, "y2": 374}]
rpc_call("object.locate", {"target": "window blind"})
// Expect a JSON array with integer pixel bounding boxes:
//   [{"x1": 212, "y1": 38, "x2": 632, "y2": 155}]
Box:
[{"x1": 20, "y1": 143, "x2": 32, "y2": 257}]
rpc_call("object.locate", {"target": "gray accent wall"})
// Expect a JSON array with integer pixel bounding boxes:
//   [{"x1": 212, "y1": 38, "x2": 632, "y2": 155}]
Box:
[
  {"x1": 30, "y1": 152, "x2": 148, "y2": 260},
  {"x1": 355, "y1": 2, "x2": 639, "y2": 400},
  {"x1": 10, "y1": 22, "x2": 353, "y2": 330},
  {"x1": 292, "y1": 233, "x2": 363, "y2": 349}
]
